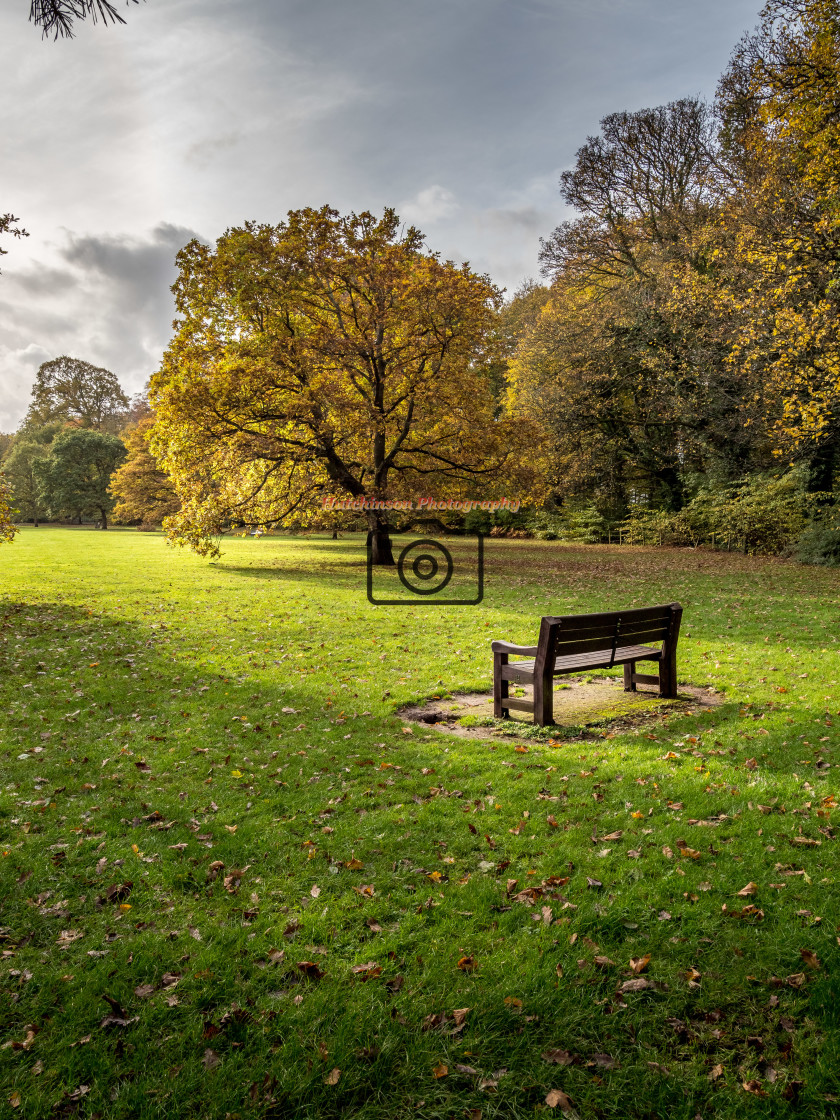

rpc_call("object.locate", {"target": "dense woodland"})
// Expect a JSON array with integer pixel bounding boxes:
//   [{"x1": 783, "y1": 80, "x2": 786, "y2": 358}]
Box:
[{"x1": 2, "y1": 0, "x2": 840, "y2": 562}]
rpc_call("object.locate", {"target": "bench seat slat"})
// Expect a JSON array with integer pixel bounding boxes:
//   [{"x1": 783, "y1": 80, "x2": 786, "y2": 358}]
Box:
[{"x1": 503, "y1": 643, "x2": 662, "y2": 679}]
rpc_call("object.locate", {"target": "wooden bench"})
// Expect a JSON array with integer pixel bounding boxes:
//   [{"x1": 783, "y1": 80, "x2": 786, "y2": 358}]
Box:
[{"x1": 492, "y1": 603, "x2": 682, "y2": 726}]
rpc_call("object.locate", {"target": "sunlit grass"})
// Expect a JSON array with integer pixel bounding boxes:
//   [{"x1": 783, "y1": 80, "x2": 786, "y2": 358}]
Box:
[{"x1": 1, "y1": 527, "x2": 839, "y2": 1119}]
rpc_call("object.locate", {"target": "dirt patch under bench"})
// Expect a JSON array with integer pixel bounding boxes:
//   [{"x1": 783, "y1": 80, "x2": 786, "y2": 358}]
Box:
[{"x1": 399, "y1": 676, "x2": 722, "y2": 743}]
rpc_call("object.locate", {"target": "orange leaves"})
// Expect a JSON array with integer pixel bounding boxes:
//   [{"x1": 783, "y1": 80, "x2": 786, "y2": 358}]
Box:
[
  {"x1": 629, "y1": 955, "x2": 650, "y2": 975},
  {"x1": 722, "y1": 903, "x2": 764, "y2": 921},
  {"x1": 736, "y1": 882, "x2": 758, "y2": 897},
  {"x1": 457, "y1": 955, "x2": 477, "y2": 972}
]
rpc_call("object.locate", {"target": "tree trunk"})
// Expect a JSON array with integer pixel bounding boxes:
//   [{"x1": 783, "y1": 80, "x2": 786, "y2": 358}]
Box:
[
  {"x1": 33, "y1": 516, "x2": 39, "y2": 527},
  {"x1": 100, "y1": 509, "x2": 108, "y2": 530},
  {"x1": 367, "y1": 510, "x2": 394, "y2": 565}
]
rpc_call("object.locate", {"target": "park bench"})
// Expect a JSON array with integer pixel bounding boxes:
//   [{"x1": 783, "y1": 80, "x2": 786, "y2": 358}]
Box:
[{"x1": 492, "y1": 603, "x2": 683, "y2": 726}]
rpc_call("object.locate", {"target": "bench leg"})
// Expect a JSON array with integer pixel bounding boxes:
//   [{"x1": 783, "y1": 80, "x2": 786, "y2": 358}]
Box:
[
  {"x1": 623, "y1": 662, "x2": 636, "y2": 692},
  {"x1": 533, "y1": 672, "x2": 553, "y2": 726},
  {"x1": 493, "y1": 652, "x2": 509, "y2": 719},
  {"x1": 659, "y1": 653, "x2": 678, "y2": 698}
]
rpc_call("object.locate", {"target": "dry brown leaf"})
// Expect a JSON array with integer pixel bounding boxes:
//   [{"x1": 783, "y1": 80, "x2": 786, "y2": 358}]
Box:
[
  {"x1": 621, "y1": 978, "x2": 652, "y2": 992},
  {"x1": 629, "y1": 955, "x2": 651, "y2": 974},
  {"x1": 708, "y1": 1063, "x2": 724, "y2": 1081},
  {"x1": 457, "y1": 955, "x2": 477, "y2": 972},
  {"x1": 736, "y1": 882, "x2": 758, "y2": 897},
  {"x1": 450, "y1": 1007, "x2": 470, "y2": 1027},
  {"x1": 324, "y1": 1067, "x2": 341, "y2": 1085},
  {"x1": 351, "y1": 961, "x2": 382, "y2": 980},
  {"x1": 202, "y1": 1048, "x2": 221, "y2": 1070},
  {"x1": 542, "y1": 1048, "x2": 574, "y2": 1065},
  {"x1": 800, "y1": 948, "x2": 821, "y2": 969},
  {"x1": 545, "y1": 1088, "x2": 575, "y2": 1112},
  {"x1": 742, "y1": 1079, "x2": 767, "y2": 1097},
  {"x1": 433, "y1": 1063, "x2": 448, "y2": 1079}
]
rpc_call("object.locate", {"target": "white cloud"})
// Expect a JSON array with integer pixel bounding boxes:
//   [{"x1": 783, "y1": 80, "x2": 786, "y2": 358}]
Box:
[{"x1": 398, "y1": 185, "x2": 459, "y2": 226}]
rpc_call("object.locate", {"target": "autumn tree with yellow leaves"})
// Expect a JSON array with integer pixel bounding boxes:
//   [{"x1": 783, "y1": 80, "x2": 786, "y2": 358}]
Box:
[{"x1": 149, "y1": 207, "x2": 546, "y2": 561}]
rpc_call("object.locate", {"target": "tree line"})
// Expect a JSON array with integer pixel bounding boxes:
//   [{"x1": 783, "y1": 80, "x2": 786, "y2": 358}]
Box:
[
  {"x1": 0, "y1": 356, "x2": 177, "y2": 530},
  {"x1": 2, "y1": 0, "x2": 839, "y2": 563}
]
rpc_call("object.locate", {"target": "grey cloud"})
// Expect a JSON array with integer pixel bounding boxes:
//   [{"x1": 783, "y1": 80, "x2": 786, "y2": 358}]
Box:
[
  {"x1": 0, "y1": 0, "x2": 764, "y2": 427},
  {"x1": 0, "y1": 223, "x2": 202, "y2": 430}
]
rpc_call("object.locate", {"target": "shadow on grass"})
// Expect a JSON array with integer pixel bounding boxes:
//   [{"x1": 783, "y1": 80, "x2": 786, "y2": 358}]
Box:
[{"x1": 1, "y1": 596, "x2": 837, "y2": 1120}]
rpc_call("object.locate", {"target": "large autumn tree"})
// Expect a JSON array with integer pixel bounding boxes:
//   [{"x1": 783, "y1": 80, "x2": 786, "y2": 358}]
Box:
[
  {"x1": 150, "y1": 206, "x2": 544, "y2": 562},
  {"x1": 714, "y1": 0, "x2": 840, "y2": 492}
]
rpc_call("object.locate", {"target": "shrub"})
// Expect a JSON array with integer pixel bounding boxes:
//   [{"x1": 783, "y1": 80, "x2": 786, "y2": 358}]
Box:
[{"x1": 796, "y1": 520, "x2": 840, "y2": 566}]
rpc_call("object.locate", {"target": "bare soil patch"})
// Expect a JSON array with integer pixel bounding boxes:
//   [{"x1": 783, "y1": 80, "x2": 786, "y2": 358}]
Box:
[{"x1": 400, "y1": 675, "x2": 722, "y2": 742}]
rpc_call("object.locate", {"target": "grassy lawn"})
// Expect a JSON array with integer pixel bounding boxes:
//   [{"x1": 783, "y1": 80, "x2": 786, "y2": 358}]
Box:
[{"x1": 1, "y1": 527, "x2": 840, "y2": 1119}]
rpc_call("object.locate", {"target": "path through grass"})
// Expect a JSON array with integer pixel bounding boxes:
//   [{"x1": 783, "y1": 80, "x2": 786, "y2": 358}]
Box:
[{"x1": 1, "y1": 528, "x2": 839, "y2": 1119}]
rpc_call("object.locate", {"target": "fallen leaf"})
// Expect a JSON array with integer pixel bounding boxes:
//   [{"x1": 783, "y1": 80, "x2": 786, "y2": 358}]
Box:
[
  {"x1": 457, "y1": 955, "x2": 477, "y2": 972},
  {"x1": 324, "y1": 1067, "x2": 341, "y2": 1086},
  {"x1": 134, "y1": 983, "x2": 156, "y2": 998},
  {"x1": 202, "y1": 1048, "x2": 221, "y2": 1070},
  {"x1": 589, "y1": 1053, "x2": 619, "y2": 1069},
  {"x1": 310, "y1": 884, "x2": 321, "y2": 898},
  {"x1": 742, "y1": 1079, "x2": 766, "y2": 1097},
  {"x1": 736, "y1": 882, "x2": 758, "y2": 897},
  {"x1": 351, "y1": 961, "x2": 382, "y2": 980},
  {"x1": 545, "y1": 1088, "x2": 575, "y2": 1112},
  {"x1": 297, "y1": 961, "x2": 325, "y2": 980},
  {"x1": 708, "y1": 1063, "x2": 724, "y2": 1081},
  {"x1": 542, "y1": 1049, "x2": 575, "y2": 1065},
  {"x1": 433, "y1": 1063, "x2": 448, "y2": 1079},
  {"x1": 621, "y1": 978, "x2": 653, "y2": 992},
  {"x1": 629, "y1": 955, "x2": 651, "y2": 974},
  {"x1": 800, "y1": 948, "x2": 821, "y2": 970}
]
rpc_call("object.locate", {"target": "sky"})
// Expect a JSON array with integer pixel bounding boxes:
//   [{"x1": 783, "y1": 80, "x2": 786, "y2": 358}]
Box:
[{"x1": 0, "y1": 0, "x2": 763, "y2": 431}]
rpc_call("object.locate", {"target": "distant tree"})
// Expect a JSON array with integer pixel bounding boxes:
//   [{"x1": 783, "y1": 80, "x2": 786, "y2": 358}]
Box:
[
  {"x1": 0, "y1": 478, "x2": 19, "y2": 545},
  {"x1": 3, "y1": 438, "x2": 53, "y2": 526},
  {"x1": 110, "y1": 416, "x2": 180, "y2": 525},
  {"x1": 29, "y1": 0, "x2": 140, "y2": 39},
  {"x1": 43, "y1": 429, "x2": 126, "y2": 528},
  {"x1": 25, "y1": 356, "x2": 129, "y2": 432},
  {"x1": 0, "y1": 433, "x2": 15, "y2": 461}
]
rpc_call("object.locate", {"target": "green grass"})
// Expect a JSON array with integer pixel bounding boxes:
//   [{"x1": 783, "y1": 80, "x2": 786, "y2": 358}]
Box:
[{"x1": 1, "y1": 527, "x2": 839, "y2": 1119}]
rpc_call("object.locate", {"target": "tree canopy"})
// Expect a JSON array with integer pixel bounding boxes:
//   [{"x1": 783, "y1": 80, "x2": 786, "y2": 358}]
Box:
[
  {"x1": 43, "y1": 429, "x2": 126, "y2": 528},
  {"x1": 25, "y1": 356, "x2": 129, "y2": 433},
  {"x1": 150, "y1": 206, "x2": 545, "y2": 560}
]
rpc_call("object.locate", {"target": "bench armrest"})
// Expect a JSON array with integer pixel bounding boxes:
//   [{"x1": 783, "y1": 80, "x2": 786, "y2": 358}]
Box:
[{"x1": 491, "y1": 640, "x2": 539, "y2": 656}]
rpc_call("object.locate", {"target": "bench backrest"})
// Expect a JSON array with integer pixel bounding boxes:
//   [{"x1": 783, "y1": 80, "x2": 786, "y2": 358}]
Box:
[{"x1": 534, "y1": 603, "x2": 682, "y2": 672}]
